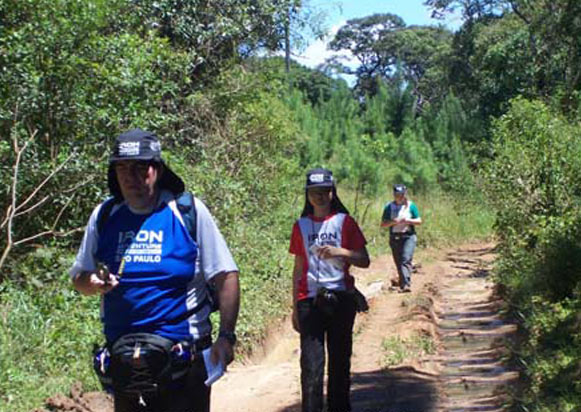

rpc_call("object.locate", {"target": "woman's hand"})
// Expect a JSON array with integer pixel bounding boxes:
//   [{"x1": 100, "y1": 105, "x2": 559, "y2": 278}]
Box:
[
  {"x1": 317, "y1": 245, "x2": 370, "y2": 268},
  {"x1": 316, "y1": 245, "x2": 346, "y2": 259}
]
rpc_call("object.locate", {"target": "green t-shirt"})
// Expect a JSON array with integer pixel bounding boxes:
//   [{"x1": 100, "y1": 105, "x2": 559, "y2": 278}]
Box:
[{"x1": 382, "y1": 200, "x2": 420, "y2": 233}]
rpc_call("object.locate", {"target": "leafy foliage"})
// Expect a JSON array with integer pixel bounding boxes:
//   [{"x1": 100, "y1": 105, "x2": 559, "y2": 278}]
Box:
[
  {"x1": 130, "y1": 0, "x2": 301, "y2": 76},
  {"x1": 423, "y1": 0, "x2": 510, "y2": 21},
  {"x1": 482, "y1": 98, "x2": 581, "y2": 409}
]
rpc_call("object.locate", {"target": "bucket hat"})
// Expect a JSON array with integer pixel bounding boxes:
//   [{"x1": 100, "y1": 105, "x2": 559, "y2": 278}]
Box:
[{"x1": 107, "y1": 128, "x2": 185, "y2": 199}]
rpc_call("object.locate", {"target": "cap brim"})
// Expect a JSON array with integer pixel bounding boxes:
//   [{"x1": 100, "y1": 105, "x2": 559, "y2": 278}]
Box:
[
  {"x1": 109, "y1": 154, "x2": 160, "y2": 163},
  {"x1": 306, "y1": 182, "x2": 334, "y2": 189}
]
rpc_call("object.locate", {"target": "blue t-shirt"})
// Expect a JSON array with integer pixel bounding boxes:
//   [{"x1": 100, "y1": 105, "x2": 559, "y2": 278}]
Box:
[
  {"x1": 70, "y1": 190, "x2": 239, "y2": 343},
  {"x1": 96, "y1": 201, "x2": 198, "y2": 342}
]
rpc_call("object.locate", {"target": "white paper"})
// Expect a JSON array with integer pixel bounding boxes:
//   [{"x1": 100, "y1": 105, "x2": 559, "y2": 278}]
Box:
[{"x1": 202, "y1": 348, "x2": 225, "y2": 386}]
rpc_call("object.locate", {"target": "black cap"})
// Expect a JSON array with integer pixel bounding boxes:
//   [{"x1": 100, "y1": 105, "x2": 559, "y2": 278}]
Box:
[
  {"x1": 109, "y1": 129, "x2": 163, "y2": 163},
  {"x1": 393, "y1": 184, "x2": 407, "y2": 194},
  {"x1": 305, "y1": 168, "x2": 335, "y2": 189},
  {"x1": 107, "y1": 128, "x2": 185, "y2": 199}
]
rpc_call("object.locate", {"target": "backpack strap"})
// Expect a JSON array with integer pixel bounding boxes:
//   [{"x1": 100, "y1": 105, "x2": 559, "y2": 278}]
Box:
[
  {"x1": 175, "y1": 191, "x2": 197, "y2": 242},
  {"x1": 97, "y1": 197, "x2": 119, "y2": 236},
  {"x1": 175, "y1": 192, "x2": 219, "y2": 312}
]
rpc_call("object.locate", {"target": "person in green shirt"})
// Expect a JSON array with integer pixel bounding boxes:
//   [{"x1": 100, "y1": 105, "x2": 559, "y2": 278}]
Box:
[{"x1": 380, "y1": 184, "x2": 422, "y2": 293}]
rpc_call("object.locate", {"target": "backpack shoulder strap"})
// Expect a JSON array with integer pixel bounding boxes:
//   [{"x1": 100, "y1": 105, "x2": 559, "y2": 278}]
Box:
[
  {"x1": 175, "y1": 192, "x2": 219, "y2": 312},
  {"x1": 97, "y1": 197, "x2": 119, "y2": 235},
  {"x1": 175, "y1": 191, "x2": 197, "y2": 242}
]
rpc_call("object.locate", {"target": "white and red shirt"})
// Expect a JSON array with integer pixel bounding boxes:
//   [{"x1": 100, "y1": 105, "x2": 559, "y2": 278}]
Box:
[{"x1": 289, "y1": 213, "x2": 366, "y2": 301}]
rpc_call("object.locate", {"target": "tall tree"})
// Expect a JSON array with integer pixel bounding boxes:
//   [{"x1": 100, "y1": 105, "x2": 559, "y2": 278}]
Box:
[
  {"x1": 432, "y1": 0, "x2": 581, "y2": 113},
  {"x1": 512, "y1": 0, "x2": 581, "y2": 111},
  {"x1": 128, "y1": 0, "x2": 303, "y2": 77},
  {"x1": 328, "y1": 14, "x2": 453, "y2": 110},
  {"x1": 328, "y1": 13, "x2": 407, "y2": 83}
]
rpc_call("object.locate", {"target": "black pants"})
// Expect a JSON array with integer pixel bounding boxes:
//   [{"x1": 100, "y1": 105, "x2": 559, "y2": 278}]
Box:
[
  {"x1": 113, "y1": 355, "x2": 210, "y2": 412},
  {"x1": 297, "y1": 293, "x2": 357, "y2": 412}
]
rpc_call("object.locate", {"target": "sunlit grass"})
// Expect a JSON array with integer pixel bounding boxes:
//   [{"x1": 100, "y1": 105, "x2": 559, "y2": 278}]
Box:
[
  {"x1": 0, "y1": 276, "x2": 102, "y2": 412},
  {"x1": 381, "y1": 333, "x2": 436, "y2": 368},
  {"x1": 337, "y1": 187, "x2": 495, "y2": 257}
]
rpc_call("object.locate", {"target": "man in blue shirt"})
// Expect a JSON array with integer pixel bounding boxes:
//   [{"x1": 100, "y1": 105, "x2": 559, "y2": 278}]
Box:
[
  {"x1": 70, "y1": 129, "x2": 240, "y2": 412},
  {"x1": 381, "y1": 184, "x2": 422, "y2": 293}
]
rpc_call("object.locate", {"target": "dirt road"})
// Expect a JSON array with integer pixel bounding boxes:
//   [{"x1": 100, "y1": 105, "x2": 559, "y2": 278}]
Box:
[{"x1": 41, "y1": 243, "x2": 519, "y2": 412}]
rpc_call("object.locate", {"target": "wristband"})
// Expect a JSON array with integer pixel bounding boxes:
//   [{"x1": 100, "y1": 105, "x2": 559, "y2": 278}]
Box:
[{"x1": 218, "y1": 330, "x2": 237, "y2": 345}]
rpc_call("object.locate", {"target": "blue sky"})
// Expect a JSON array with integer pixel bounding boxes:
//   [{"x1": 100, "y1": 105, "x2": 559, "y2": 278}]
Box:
[
  {"x1": 315, "y1": 0, "x2": 439, "y2": 28},
  {"x1": 294, "y1": 0, "x2": 462, "y2": 69}
]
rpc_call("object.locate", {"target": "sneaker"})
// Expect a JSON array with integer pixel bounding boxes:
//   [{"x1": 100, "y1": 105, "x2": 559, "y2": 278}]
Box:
[{"x1": 399, "y1": 285, "x2": 411, "y2": 293}]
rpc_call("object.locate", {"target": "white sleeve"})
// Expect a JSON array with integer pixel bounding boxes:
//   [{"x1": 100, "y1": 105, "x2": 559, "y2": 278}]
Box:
[
  {"x1": 194, "y1": 198, "x2": 238, "y2": 281},
  {"x1": 68, "y1": 204, "x2": 102, "y2": 278}
]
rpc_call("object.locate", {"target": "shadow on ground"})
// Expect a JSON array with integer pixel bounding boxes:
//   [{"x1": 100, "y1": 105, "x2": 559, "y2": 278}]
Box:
[{"x1": 277, "y1": 367, "x2": 438, "y2": 412}]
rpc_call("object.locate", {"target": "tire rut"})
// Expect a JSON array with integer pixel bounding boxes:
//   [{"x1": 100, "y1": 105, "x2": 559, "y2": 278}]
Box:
[{"x1": 434, "y1": 246, "x2": 519, "y2": 412}]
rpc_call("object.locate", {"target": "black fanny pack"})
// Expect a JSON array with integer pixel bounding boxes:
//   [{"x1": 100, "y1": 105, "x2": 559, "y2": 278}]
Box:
[
  {"x1": 390, "y1": 229, "x2": 415, "y2": 240},
  {"x1": 314, "y1": 287, "x2": 339, "y2": 316},
  {"x1": 94, "y1": 333, "x2": 194, "y2": 396},
  {"x1": 314, "y1": 287, "x2": 369, "y2": 315},
  {"x1": 347, "y1": 287, "x2": 369, "y2": 313}
]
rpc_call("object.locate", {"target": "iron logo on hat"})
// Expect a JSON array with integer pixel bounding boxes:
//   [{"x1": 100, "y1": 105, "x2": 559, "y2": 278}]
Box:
[
  {"x1": 119, "y1": 141, "x2": 140, "y2": 157},
  {"x1": 310, "y1": 173, "x2": 325, "y2": 183}
]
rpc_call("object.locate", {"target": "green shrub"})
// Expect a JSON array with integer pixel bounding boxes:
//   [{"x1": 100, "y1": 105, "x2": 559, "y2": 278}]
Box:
[
  {"x1": 482, "y1": 98, "x2": 581, "y2": 301},
  {"x1": 482, "y1": 98, "x2": 581, "y2": 410}
]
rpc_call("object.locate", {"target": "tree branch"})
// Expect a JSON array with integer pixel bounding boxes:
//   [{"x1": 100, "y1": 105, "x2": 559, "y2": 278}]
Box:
[
  {"x1": 0, "y1": 126, "x2": 79, "y2": 272},
  {"x1": 13, "y1": 196, "x2": 50, "y2": 220},
  {"x1": 14, "y1": 153, "x2": 74, "y2": 214},
  {"x1": 510, "y1": 0, "x2": 531, "y2": 24},
  {"x1": 13, "y1": 227, "x2": 85, "y2": 246},
  {"x1": 12, "y1": 193, "x2": 80, "y2": 246}
]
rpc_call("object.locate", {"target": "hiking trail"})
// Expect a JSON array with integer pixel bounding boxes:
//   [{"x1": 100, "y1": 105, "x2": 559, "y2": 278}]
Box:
[{"x1": 38, "y1": 243, "x2": 519, "y2": 412}]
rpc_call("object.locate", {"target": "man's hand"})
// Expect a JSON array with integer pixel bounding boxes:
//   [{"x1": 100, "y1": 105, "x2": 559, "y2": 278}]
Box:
[
  {"x1": 73, "y1": 271, "x2": 119, "y2": 295},
  {"x1": 92, "y1": 272, "x2": 119, "y2": 293},
  {"x1": 210, "y1": 337, "x2": 234, "y2": 367}
]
